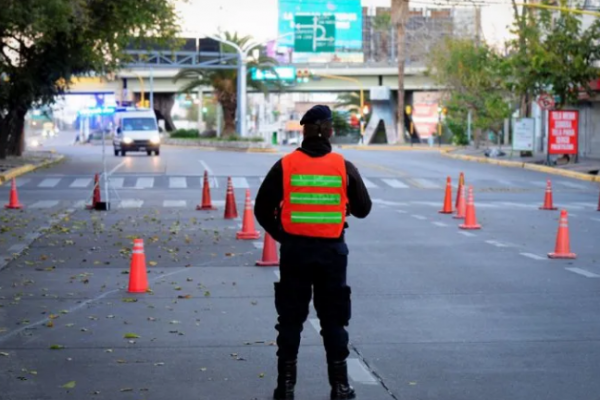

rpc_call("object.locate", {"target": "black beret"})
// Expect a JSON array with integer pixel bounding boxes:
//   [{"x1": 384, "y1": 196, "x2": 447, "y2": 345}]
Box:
[{"x1": 300, "y1": 105, "x2": 332, "y2": 126}]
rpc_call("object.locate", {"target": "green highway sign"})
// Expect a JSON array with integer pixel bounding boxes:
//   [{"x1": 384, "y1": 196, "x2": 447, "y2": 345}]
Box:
[{"x1": 294, "y1": 15, "x2": 336, "y2": 53}]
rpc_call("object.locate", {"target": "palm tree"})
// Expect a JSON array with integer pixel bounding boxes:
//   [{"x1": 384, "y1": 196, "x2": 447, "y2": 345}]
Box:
[
  {"x1": 173, "y1": 32, "x2": 280, "y2": 137},
  {"x1": 335, "y1": 91, "x2": 372, "y2": 126}
]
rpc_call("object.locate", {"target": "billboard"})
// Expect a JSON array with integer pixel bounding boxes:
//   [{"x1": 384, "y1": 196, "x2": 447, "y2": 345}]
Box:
[
  {"x1": 278, "y1": 0, "x2": 363, "y2": 63},
  {"x1": 548, "y1": 110, "x2": 579, "y2": 155},
  {"x1": 412, "y1": 92, "x2": 443, "y2": 139}
]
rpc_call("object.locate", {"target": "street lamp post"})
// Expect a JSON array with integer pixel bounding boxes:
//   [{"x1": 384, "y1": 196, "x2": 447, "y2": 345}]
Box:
[{"x1": 208, "y1": 32, "x2": 294, "y2": 137}]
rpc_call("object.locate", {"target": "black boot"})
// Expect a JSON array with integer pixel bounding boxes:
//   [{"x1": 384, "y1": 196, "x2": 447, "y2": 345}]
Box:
[
  {"x1": 328, "y1": 360, "x2": 356, "y2": 400},
  {"x1": 273, "y1": 359, "x2": 297, "y2": 400}
]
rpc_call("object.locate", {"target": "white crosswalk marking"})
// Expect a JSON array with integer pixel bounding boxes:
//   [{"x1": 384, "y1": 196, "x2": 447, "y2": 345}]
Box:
[
  {"x1": 531, "y1": 181, "x2": 549, "y2": 187},
  {"x1": 72, "y1": 200, "x2": 87, "y2": 209},
  {"x1": 382, "y1": 178, "x2": 409, "y2": 188},
  {"x1": 201, "y1": 176, "x2": 216, "y2": 188},
  {"x1": 413, "y1": 178, "x2": 440, "y2": 189},
  {"x1": 30, "y1": 200, "x2": 59, "y2": 209},
  {"x1": 411, "y1": 201, "x2": 439, "y2": 207},
  {"x1": 70, "y1": 178, "x2": 92, "y2": 188},
  {"x1": 573, "y1": 202, "x2": 597, "y2": 208},
  {"x1": 38, "y1": 178, "x2": 60, "y2": 188},
  {"x1": 169, "y1": 177, "x2": 187, "y2": 189},
  {"x1": 135, "y1": 177, "x2": 154, "y2": 188},
  {"x1": 347, "y1": 359, "x2": 378, "y2": 385},
  {"x1": 163, "y1": 200, "x2": 186, "y2": 208},
  {"x1": 14, "y1": 178, "x2": 30, "y2": 187},
  {"x1": 565, "y1": 268, "x2": 600, "y2": 278},
  {"x1": 119, "y1": 199, "x2": 143, "y2": 208},
  {"x1": 362, "y1": 178, "x2": 377, "y2": 188},
  {"x1": 109, "y1": 177, "x2": 124, "y2": 188},
  {"x1": 231, "y1": 177, "x2": 249, "y2": 188}
]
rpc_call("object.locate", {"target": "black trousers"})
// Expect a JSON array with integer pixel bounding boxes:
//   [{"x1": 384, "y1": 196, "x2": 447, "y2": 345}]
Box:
[{"x1": 274, "y1": 240, "x2": 352, "y2": 363}]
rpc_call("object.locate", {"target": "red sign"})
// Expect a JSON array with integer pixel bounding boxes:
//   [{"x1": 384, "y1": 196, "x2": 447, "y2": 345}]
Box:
[
  {"x1": 548, "y1": 110, "x2": 579, "y2": 155},
  {"x1": 537, "y1": 93, "x2": 555, "y2": 110}
]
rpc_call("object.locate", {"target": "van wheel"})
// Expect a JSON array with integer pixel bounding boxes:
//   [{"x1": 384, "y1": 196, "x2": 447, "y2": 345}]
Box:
[
  {"x1": 154, "y1": 149, "x2": 160, "y2": 156},
  {"x1": 147, "y1": 150, "x2": 152, "y2": 156}
]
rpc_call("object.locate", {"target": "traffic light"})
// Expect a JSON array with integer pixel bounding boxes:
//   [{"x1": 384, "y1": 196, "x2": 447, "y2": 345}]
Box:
[{"x1": 296, "y1": 69, "x2": 311, "y2": 83}]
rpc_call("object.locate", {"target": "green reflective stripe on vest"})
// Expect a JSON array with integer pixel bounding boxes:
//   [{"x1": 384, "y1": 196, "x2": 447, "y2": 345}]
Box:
[
  {"x1": 291, "y1": 212, "x2": 343, "y2": 224},
  {"x1": 290, "y1": 193, "x2": 340, "y2": 205},
  {"x1": 291, "y1": 174, "x2": 342, "y2": 187}
]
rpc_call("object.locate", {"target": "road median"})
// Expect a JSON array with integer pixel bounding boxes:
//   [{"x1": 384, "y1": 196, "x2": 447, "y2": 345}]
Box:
[
  {"x1": 0, "y1": 153, "x2": 65, "y2": 186},
  {"x1": 442, "y1": 148, "x2": 600, "y2": 182}
]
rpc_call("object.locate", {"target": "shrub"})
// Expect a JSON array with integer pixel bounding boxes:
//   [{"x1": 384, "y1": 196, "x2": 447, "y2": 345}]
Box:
[{"x1": 170, "y1": 129, "x2": 200, "y2": 138}]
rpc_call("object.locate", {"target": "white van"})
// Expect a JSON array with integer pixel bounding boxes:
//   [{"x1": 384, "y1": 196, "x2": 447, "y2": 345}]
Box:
[{"x1": 113, "y1": 108, "x2": 161, "y2": 156}]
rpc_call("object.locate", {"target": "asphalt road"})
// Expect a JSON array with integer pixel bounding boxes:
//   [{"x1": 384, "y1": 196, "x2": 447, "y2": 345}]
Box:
[{"x1": 1, "y1": 134, "x2": 599, "y2": 400}]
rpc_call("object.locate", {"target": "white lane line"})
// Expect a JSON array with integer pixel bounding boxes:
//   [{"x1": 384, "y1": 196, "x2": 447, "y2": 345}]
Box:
[
  {"x1": 119, "y1": 199, "x2": 143, "y2": 209},
  {"x1": 309, "y1": 318, "x2": 321, "y2": 333},
  {"x1": 8, "y1": 244, "x2": 26, "y2": 254},
  {"x1": 411, "y1": 215, "x2": 426, "y2": 220},
  {"x1": 14, "y1": 178, "x2": 30, "y2": 187},
  {"x1": 520, "y1": 252, "x2": 546, "y2": 261},
  {"x1": 555, "y1": 203, "x2": 583, "y2": 210},
  {"x1": 475, "y1": 203, "x2": 501, "y2": 209},
  {"x1": 29, "y1": 200, "x2": 59, "y2": 209},
  {"x1": 531, "y1": 181, "x2": 548, "y2": 188},
  {"x1": 253, "y1": 241, "x2": 263, "y2": 249},
  {"x1": 557, "y1": 181, "x2": 588, "y2": 190},
  {"x1": 498, "y1": 202, "x2": 537, "y2": 209},
  {"x1": 372, "y1": 199, "x2": 409, "y2": 206},
  {"x1": 274, "y1": 270, "x2": 280, "y2": 279},
  {"x1": 69, "y1": 178, "x2": 92, "y2": 188},
  {"x1": 432, "y1": 221, "x2": 448, "y2": 227},
  {"x1": 135, "y1": 177, "x2": 154, "y2": 189},
  {"x1": 347, "y1": 359, "x2": 378, "y2": 385},
  {"x1": 108, "y1": 160, "x2": 126, "y2": 175},
  {"x1": 565, "y1": 267, "x2": 600, "y2": 278},
  {"x1": 169, "y1": 177, "x2": 187, "y2": 189},
  {"x1": 485, "y1": 240, "x2": 512, "y2": 248},
  {"x1": 573, "y1": 202, "x2": 597, "y2": 208},
  {"x1": 199, "y1": 160, "x2": 218, "y2": 188},
  {"x1": 362, "y1": 178, "x2": 378, "y2": 188},
  {"x1": 72, "y1": 200, "x2": 87, "y2": 209},
  {"x1": 232, "y1": 177, "x2": 249, "y2": 189},
  {"x1": 396, "y1": 210, "x2": 407, "y2": 214},
  {"x1": 38, "y1": 178, "x2": 60, "y2": 188},
  {"x1": 382, "y1": 178, "x2": 409, "y2": 189},
  {"x1": 109, "y1": 177, "x2": 124, "y2": 188},
  {"x1": 413, "y1": 178, "x2": 440, "y2": 189},
  {"x1": 163, "y1": 200, "x2": 186, "y2": 208},
  {"x1": 592, "y1": 218, "x2": 600, "y2": 223},
  {"x1": 411, "y1": 201, "x2": 439, "y2": 207},
  {"x1": 458, "y1": 231, "x2": 476, "y2": 237}
]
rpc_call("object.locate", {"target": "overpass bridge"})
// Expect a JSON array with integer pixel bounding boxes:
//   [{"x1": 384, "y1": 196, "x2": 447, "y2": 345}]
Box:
[{"x1": 65, "y1": 51, "x2": 441, "y2": 95}]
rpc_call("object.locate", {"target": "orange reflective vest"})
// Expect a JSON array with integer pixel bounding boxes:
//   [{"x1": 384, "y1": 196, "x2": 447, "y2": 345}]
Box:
[{"x1": 281, "y1": 151, "x2": 348, "y2": 238}]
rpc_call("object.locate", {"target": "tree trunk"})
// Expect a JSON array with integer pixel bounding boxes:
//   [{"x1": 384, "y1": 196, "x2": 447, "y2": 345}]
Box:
[
  {"x1": 217, "y1": 90, "x2": 237, "y2": 137},
  {"x1": 0, "y1": 107, "x2": 27, "y2": 159},
  {"x1": 392, "y1": 0, "x2": 408, "y2": 144}
]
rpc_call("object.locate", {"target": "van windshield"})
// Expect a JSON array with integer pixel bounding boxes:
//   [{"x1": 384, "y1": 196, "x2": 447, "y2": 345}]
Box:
[{"x1": 122, "y1": 118, "x2": 157, "y2": 132}]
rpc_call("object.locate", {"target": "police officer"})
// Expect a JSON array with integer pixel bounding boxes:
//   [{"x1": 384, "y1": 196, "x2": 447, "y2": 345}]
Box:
[{"x1": 254, "y1": 105, "x2": 372, "y2": 400}]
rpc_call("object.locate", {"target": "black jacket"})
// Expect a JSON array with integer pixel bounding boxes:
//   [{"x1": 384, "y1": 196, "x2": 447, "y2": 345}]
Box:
[{"x1": 254, "y1": 136, "x2": 372, "y2": 243}]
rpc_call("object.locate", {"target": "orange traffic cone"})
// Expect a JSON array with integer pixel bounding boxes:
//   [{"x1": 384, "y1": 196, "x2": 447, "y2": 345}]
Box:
[
  {"x1": 459, "y1": 186, "x2": 481, "y2": 230},
  {"x1": 548, "y1": 210, "x2": 576, "y2": 259},
  {"x1": 256, "y1": 233, "x2": 279, "y2": 266},
  {"x1": 453, "y1": 184, "x2": 466, "y2": 219},
  {"x1": 4, "y1": 178, "x2": 23, "y2": 209},
  {"x1": 224, "y1": 177, "x2": 238, "y2": 219},
  {"x1": 128, "y1": 238, "x2": 149, "y2": 293},
  {"x1": 197, "y1": 170, "x2": 217, "y2": 210},
  {"x1": 455, "y1": 172, "x2": 464, "y2": 209},
  {"x1": 86, "y1": 173, "x2": 101, "y2": 210},
  {"x1": 539, "y1": 179, "x2": 558, "y2": 210},
  {"x1": 236, "y1": 189, "x2": 260, "y2": 240},
  {"x1": 439, "y1": 176, "x2": 453, "y2": 214}
]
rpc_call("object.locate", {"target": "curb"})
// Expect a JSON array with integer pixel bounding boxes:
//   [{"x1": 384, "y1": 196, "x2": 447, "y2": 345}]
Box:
[
  {"x1": 339, "y1": 145, "x2": 455, "y2": 152},
  {"x1": 441, "y1": 150, "x2": 600, "y2": 183},
  {"x1": 0, "y1": 155, "x2": 65, "y2": 186}
]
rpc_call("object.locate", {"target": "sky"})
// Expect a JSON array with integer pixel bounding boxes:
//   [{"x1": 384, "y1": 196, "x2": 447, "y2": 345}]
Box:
[{"x1": 176, "y1": 0, "x2": 516, "y2": 48}]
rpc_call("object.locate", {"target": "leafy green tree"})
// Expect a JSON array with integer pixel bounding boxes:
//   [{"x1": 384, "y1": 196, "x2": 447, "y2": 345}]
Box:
[
  {"x1": 428, "y1": 37, "x2": 512, "y2": 148},
  {"x1": 332, "y1": 110, "x2": 351, "y2": 136},
  {"x1": 335, "y1": 91, "x2": 371, "y2": 125},
  {"x1": 505, "y1": 0, "x2": 600, "y2": 114},
  {"x1": 173, "y1": 32, "x2": 280, "y2": 137},
  {"x1": 0, "y1": 0, "x2": 180, "y2": 158}
]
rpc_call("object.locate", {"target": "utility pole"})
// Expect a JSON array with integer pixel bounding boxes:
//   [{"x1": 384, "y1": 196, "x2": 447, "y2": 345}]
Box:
[{"x1": 392, "y1": 0, "x2": 409, "y2": 144}]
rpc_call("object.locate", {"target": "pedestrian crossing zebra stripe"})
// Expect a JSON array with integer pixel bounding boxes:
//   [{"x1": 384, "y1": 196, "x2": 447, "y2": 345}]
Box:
[
  {"x1": 70, "y1": 178, "x2": 92, "y2": 188},
  {"x1": 231, "y1": 177, "x2": 249, "y2": 188},
  {"x1": 381, "y1": 178, "x2": 409, "y2": 188},
  {"x1": 169, "y1": 177, "x2": 187, "y2": 189},
  {"x1": 38, "y1": 178, "x2": 60, "y2": 188},
  {"x1": 135, "y1": 178, "x2": 154, "y2": 189}
]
